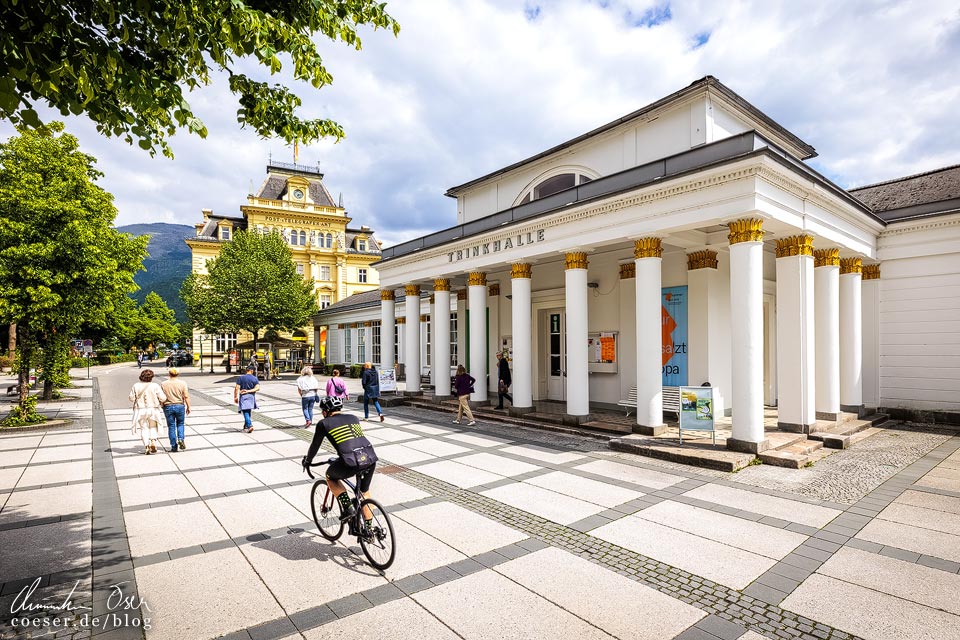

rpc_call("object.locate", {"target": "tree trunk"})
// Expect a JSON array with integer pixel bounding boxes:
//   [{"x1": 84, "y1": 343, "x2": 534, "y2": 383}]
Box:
[
  {"x1": 17, "y1": 324, "x2": 30, "y2": 408},
  {"x1": 7, "y1": 323, "x2": 14, "y2": 356}
]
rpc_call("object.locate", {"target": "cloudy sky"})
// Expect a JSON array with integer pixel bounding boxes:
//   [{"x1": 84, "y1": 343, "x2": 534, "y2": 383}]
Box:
[{"x1": 3, "y1": 0, "x2": 958, "y2": 246}]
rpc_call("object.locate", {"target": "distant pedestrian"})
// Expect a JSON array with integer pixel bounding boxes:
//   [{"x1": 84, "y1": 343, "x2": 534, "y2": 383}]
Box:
[
  {"x1": 129, "y1": 369, "x2": 167, "y2": 455},
  {"x1": 248, "y1": 354, "x2": 259, "y2": 376},
  {"x1": 325, "y1": 369, "x2": 349, "y2": 402},
  {"x1": 234, "y1": 365, "x2": 260, "y2": 432},
  {"x1": 296, "y1": 366, "x2": 321, "y2": 428},
  {"x1": 136, "y1": 352, "x2": 143, "y2": 369},
  {"x1": 360, "y1": 362, "x2": 384, "y2": 422},
  {"x1": 496, "y1": 352, "x2": 513, "y2": 410},
  {"x1": 452, "y1": 364, "x2": 476, "y2": 426},
  {"x1": 161, "y1": 368, "x2": 191, "y2": 452}
]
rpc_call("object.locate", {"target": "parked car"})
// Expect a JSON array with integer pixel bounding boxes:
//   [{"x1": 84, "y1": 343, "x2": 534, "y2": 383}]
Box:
[{"x1": 164, "y1": 350, "x2": 194, "y2": 367}]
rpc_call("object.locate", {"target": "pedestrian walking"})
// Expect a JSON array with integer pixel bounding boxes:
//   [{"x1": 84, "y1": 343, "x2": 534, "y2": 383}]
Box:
[
  {"x1": 129, "y1": 369, "x2": 167, "y2": 455},
  {"x1": 452, "y1": 364, "x2": 476, "y2": 426},
  {"x1": 136, "y1": 352, "x2": 143, "y2": 369},
  {"x1": 248, "y1": 353, "x2": 259, "y2": 376},
  {"x1": 496, "y1": 351, "x2": 513, "y2": 410},
  {"x1": 160, "y1": 367, "x2": 191, "y2": 452},
  {"x1": 360, "y1": 362, "x2": 385, "y2": 422},
  {"x1": 234, "y1": 365, "x2": 260, "y2": 432},
  {"x1": 296, "y1": 366, "x2": 321, "y2": 428},
  {"x1": 325, "y1": 369, "x2": 350, "y2": 402}
]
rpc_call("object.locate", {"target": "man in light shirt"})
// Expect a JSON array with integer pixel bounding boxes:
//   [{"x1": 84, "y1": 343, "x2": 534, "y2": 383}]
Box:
[{"x1": 161, "y1": 368, "x2": 191, "y2": 452}]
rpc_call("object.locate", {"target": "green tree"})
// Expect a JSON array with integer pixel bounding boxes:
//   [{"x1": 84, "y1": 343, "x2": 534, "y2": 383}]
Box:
[
  {"x1": 132, "y1": 292, "x2": 179, "y2": 349},
  {"x1": 0, "y1": 124, "x2": 146, "y2": 407},
  {"x1": 182, "y1": 230, "x2": 317, "y2": 343},
  {"x1": 0, "y1": 1, "x2": 400, "y2": 158}
]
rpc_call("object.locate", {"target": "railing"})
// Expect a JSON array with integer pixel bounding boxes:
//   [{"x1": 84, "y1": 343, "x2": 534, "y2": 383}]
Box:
[{"x1": 246, "y1": 197, "x2": 339, "y2": 214}]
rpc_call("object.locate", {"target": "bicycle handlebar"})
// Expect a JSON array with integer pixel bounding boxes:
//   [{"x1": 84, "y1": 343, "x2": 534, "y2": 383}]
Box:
[{"x1": 302, "y1": 457, "x2": 338, "y2": 479}]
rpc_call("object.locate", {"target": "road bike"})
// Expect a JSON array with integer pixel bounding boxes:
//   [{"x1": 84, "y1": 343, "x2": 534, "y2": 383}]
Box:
[{"x1": 304, "y1": 458, "x2": 396, "y2": 570}]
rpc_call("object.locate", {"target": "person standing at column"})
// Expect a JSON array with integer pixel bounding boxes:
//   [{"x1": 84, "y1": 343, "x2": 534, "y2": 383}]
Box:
[
  {"x1": 161, "y1": 368, "x2": 191, "y2": 452},
  {"x1": 296, "y1": 366, "x2": 320, "y2": 428},
  {"x1": 129, "y1": 369, "x2": 166, "y2": 455},
  {"x1": 361, "y1": 362, "x2": 385, "y2": 422},
  {"x1": 495, "y1": 352, "x2": 513, "y2": 410},
  {"x1": 234, "y1": 365, "x2": 260, "y2": 433},
  {"x1": 453, "y1": 365, "x2": 476, "y2": 426}
]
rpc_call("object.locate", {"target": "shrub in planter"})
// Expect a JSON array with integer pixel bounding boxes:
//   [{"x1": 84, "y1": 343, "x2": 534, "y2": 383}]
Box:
[
  {"x1": 0, "y1": 355, "x2": 13, "y2": 370},
  {"x1": 3, "y1": 395, "x2": 46, "y2": 427},
  {"x1": 349, "y1": 364, "x2": 363, "y2": 379}
]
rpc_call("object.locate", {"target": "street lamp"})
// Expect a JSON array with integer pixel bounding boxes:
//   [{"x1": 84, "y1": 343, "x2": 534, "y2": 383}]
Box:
[{"x1": 199, "y1": 334, "x2": 213, "y2": 373}]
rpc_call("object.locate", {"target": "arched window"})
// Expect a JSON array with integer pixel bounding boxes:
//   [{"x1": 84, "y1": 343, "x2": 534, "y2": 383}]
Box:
[
  {"x1": 299, "y1": 231, "x2": 306, "y2": 246},
  {"x1": 289, "y1": 230, "x2": 298, "y2": 245},
  {"x1": 515, "y1": 170, "x2": 597, "y2": 206},
  {"x1": 325, "y1": 233, "x2": 333, "y2": 248}
]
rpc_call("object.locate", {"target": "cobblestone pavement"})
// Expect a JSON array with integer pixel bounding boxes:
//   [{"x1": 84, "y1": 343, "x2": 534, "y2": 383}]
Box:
[{"x1": 2, "y1": 367, "x2": 959, "y2": 640}]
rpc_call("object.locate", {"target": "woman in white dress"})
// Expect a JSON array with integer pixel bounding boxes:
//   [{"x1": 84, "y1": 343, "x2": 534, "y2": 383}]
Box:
[
  {"x1": 129, "y1": 369, "x2": 167, "y2": 454},
  {"x1": 296, "y1": 366, "x2": 321, "y2": 427}
]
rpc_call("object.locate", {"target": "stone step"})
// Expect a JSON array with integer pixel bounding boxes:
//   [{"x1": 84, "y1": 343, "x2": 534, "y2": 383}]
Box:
[
  {"x1": 759, "y1": 447, "x2": 809, "y2": 469},
  {"x1": 822, "y1": 433, "x2": 851, "y2": 449},
  {"x1": 609, "y1": 434, "x2": 754, "y2": 472},
  {"x1": 766, "y1": 432, "x2": 808, "y2": 451},
  {"x1": 809, "y1": 418, "x2": 874, "y2": 440},
  {"x1": 581, "y1": 420, "x2": 633, "y2": 435}
]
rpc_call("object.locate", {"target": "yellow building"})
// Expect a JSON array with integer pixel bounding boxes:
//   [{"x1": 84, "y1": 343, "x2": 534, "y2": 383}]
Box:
[{"x1": 186, "y1": 162, "x2": 382, "y2": 367}]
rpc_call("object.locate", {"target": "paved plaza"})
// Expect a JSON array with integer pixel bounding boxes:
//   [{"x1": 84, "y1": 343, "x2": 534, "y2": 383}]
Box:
[{"x1": 0, "y1": 366, "x2": 958, "y2": 640}]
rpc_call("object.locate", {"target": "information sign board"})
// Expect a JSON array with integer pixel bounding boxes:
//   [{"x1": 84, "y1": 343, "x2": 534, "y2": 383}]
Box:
[
  {"x1": 379, "y1": 368, "x2": 397, "y2": 392},
  {"x1": 678, "y1": 386, "x2": 715, "y2": 444}
]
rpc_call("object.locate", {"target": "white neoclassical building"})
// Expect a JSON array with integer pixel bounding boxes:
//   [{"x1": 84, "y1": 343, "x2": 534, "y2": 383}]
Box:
[{"x1": 316, "y1": 77, "x2": 960, "y2": 452}]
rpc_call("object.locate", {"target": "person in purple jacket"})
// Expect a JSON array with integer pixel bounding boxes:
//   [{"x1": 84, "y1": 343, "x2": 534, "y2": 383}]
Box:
[{"x1": 452, "y1": 364, "x2": 476, "y2": 426}]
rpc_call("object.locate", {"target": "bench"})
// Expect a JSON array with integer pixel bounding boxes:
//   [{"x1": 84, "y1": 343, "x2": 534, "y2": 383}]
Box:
[{"x1": 617, "y1": 385, "x2": 680, "y2": 418}]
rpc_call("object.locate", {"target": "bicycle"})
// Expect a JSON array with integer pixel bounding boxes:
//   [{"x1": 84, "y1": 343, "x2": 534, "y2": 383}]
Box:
[{"x1": 304, "y1": 458, "x2": 396, "y2": 570}]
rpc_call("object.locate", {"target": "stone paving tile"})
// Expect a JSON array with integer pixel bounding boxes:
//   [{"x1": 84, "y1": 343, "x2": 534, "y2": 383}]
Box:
[
  {"x1": 684, "y1": 484, "x2": 840, "y2": 528},
  {"x1": 0, "y1": 435, "x2": 43, "y2": 451},
  {"x1": 302, "y1": 597, "x2": 459, "y2": 640},
  {"x1": 374, "y1": 443, "x2": 436, "y2": 465},
  {"x1": 525, "y1": 470, "x2": 645, "y2": 507},
  {"x1": 0, "y1": 483, "x2": 92, "y2": 524},
  {"x1": 117, "y1": 474, "x2": 199, "y2": 507},
  {"x1": 17, "y1": 460, "x2": 91, "y2": 487},
  {"x1": 498, "y1": 547, "x2": 706, "y2": 640},
  {"x1": 124, "y1": 501, "x2": 228, "y2": 558},
  {"x1": 481, "y1": 481, "x2": 605, "y2": 525},
  {"x1": 575, "y1": 459, "x2": 685, "y2": 490},
  {"x1": 895, "y1": 488, "x2": 960, "y2": 514},
  {"x1": 856, "y1": 518, "x2": 960, "y2": 563},
  {"x1": 414, "y1": 459, "x2": 504, "y2": 489},
  {"x1": 0, "y1": 518, "x2": 91, "y2": 583},
  {"x1": 205, "y1": 491, "x2": 308, "y2": 538},
  {"x1": 455, "y1": 451, "x2": 542, "y2": 476},
  {"x1": 29, "y1": 445, "x2": 91, "y2": 464},
  {"x1": 341, "y1": 516, "x2": 467, "y2": 580},
  {"x1": 394, "y1": 501, "x2": 527, "y2": 557}
]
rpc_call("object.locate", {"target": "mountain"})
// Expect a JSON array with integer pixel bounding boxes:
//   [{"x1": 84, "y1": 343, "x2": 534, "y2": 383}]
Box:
[{"x1": 118, "y1": 222, "x2": 194, "y2": 322}]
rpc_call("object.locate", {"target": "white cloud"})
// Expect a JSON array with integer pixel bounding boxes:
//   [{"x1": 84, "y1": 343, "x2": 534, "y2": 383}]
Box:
[{"x1": 1, "y1": 0, "x2": 957, "y2": 245}]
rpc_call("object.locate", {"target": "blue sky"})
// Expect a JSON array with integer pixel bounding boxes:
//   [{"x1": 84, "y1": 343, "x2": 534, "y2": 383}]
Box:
[{"x1": 2, "y1": 0, "x2": 958, "y2": 246}]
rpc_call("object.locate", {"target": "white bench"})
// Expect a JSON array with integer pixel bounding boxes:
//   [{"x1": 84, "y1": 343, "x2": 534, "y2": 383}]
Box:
[{"x1": 617, "y1": 385, "x2": 680, "y2": 418}]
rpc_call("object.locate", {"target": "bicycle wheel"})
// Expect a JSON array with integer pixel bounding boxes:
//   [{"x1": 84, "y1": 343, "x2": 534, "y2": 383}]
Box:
[
  {"x1": 311, "y1": 482, "x2": 344, "y2": 541},
  {"x1": 357, "y1": 499, "x2": 396, "y2": 570}
]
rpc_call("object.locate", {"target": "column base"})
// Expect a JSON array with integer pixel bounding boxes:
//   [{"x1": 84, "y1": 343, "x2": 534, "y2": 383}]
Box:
[
  {"x1": 777, "y1": 421, "x2": 815, "y2": 434},
  {"x1": 562, "y1": 414, "x2": 592, "y2": 426},
  {"x1": 632, "y1": 424, "x2": 667, "y2": 436},
  {"x1": 401, "y1": 390, "x2": 423, "y2": 397},
  {"x1": 840, "y1": 404, "x2": 865, "y2": 418},
  {"x1": 508, "y1": 406, "x2": 534, "y2": 416},
  {"x1": 432, "y1": 394, "x2": 452, "y2": 403},
  {"x1": 726, "y1": 437, "x2": 771, "y2": 454},
  {"x1": 816, "y1": 411, "x2": 839, "y2": 421}
]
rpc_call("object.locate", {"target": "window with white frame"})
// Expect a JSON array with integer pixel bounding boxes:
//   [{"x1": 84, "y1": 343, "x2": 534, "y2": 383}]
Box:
[
  {"x1": 215, "y1": 333, "x2": 237, "y2": 352},
  {"x1": 319, "y1": 294, "x2": 331, "y2": 309},
  {"x1": 449, "y1": 313, "x2": 458, "y2": 367},
  {"x1": 425, "y1": 316, "x2": 431, "y2": 366},
  {"x1": 320, "y1": 265, "x2": 330, "y2": 281},
  {"x1": 299, "y1": 231, "x2": 306, "y2": 246},
  {"x1": 296, "y1": 263, "x2": 304, "y2": 275},
  {"x1": 357, "y1": 326, "x2": 366, "y2": 363},
  {"x1": 394, "y1": 324, "x2": 399, "y2": 366},
  {"x1": 358, "y1": 268, "x2": 368, "y2": 283},
  {"x1": 325, "y1": 233, "x2": 333, "y2": 248},
  {"x1": 517, "y1": 171, "x2": 595, "y2": 205},
  {"x1": 372, "y1": 321, "x2": 381, "y2": 364},
  {"x1": 344, "y1": 327, "x2": 352, "y2": 363},
  {"x1": 220, "y1": 227, "x2": 231, "y2": 240},
  {"x1": 358, "y1": 239, "x2": 366, "y2": 252}
]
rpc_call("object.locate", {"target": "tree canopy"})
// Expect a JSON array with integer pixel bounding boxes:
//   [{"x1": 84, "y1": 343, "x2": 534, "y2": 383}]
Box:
[
  {"x1": 182, "y1": 230, "x2": 317, "y2": 342},
  {"x1": 0, "y1": 1, "x2": 400, "y2": 157},
  {"x1": 0, "y1": 123, "x2": 146, "y2": 404}
]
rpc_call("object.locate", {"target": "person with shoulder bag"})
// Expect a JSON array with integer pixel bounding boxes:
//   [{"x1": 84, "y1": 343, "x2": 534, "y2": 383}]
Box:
[
  {"x1": 129, "y1": 369, "x2": 167, "y2": 454},
  {"x1": 360, "y1": 362, "x2": 385, "y2": 422},
  {"x1": 325, "y1": 369, "x2": 350, "y2": 403},
  {"x1": 297, "y1": 366, "x2": 321, "y2": 428},
  {"x1": 452, "y1": 364, "x2": 476, "y2": 426},
  {"x1": 496, "y1": 351, "x2": 513, "y2": 410}
]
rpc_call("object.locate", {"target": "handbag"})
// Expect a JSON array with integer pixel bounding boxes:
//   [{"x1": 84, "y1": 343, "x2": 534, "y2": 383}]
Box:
[{"x1": 498, "y1": 380, "x2": 508, "y2": 394}]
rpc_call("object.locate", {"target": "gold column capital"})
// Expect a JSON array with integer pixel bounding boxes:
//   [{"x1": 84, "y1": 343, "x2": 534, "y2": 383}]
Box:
[
  {"x1": 404, "y1": 284, "x2": 420, "y2": 297},
  {"x1": 862, "y1": 264, "x2": 881, "y2": 280},
  {"x1": 429, "y1": 294, "x2": 435, "y2": 304},
  {"x1": 380, "y1": 289, "x2": 395, "y2": 301},
  {"x1": 775, "y1": 235, "x2": 814, "y2": 258},
  {"x1": 420, "y1": 314, "x2": 429, "y2": 322},
  {"x1": 433, "y1": 278, "x2": 450, "y2": 291},
  {"x1": 488, "y1": 284, "x2": 500, "y2": 297},
  {"x1": 457, "y1": 289, "x2": 467, "y2": 301},
  {"x1": 686, "y1": 250, "x2": 718, "y2": 270},
  {"x1": 728, "y1": 218, "x2": 764, "y2": 244},
  {"x1": 619, "y1": 263, "x2": 636, "y2": 279},
  {"x1": 840, "y1": 257, "x2": 862, "y2": 275},
  {"x1": 511, "y1": 263, "x2": 532, "y2": 279},
  {"x1": 814, "y1": 248, "x2": 840, "y2": 267},
  {"x1": 396, "y1": 316, "x2": 406, "y2": 325},
  {"x1": 634, "y1": 238, "x2": 662, "y2": 259},
  {"x1": 565, "y1": 252, "x2": 589, "y2": 270},
  {"x1": 468, "y1": 272, "x2": 486, "y2": 286}
]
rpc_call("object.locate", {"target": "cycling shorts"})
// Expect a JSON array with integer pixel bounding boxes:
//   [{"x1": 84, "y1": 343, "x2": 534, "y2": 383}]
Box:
[{"x1": 326, "y1": 459, "x2": 376, "y2": 493}]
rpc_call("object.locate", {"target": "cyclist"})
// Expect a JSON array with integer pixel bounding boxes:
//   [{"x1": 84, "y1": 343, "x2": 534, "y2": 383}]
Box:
[{"x1": 302, "y1": 396, "x2": 378, "y2": 532}]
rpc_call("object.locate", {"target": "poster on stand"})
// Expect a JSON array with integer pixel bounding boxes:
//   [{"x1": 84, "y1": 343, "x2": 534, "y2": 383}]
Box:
[
  {"x1": 679, "y1": 386, "x2": 715, "y2": 444},
  {"x1": 379, "y1": 368, "x2": 397, "y2": 392}
]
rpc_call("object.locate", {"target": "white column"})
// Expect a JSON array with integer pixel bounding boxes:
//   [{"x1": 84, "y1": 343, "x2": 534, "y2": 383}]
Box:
[
  {"x1": 380, "y1": 290, "x2": 396, "y2": 370},
  {"x1": 840, "y1": 258, "x2": 863, "y2": 412},
  {"x1": 511, "y1": 264, "x2": 533, "y2": 411},
  {"x1": 313, "y1": 326, "x2": 322, "y2": 364},
  {"x1": 405, "y1": 285, "x2": 421, "y2": 393},
  {"x1": 775, "y1": 236, "x2": 816, "y2": 432},
  {"x1": 468, "y1": 273, "x2": 488, "y2": 402},
  {"x1": 685, "y1": 250, "x2": 729, "y2": 417},
  {"x1": 618, "y1": 263, "x2": 637, "y2": 407},
  {"x1": 565, "y1": 253, "x2": 590, "y2": 417},
  {"x1": 861, "y1": 265, "x2": 881, "y2": 408},
  {"x1": 456, "y1": 290, "x2": 467, "y2": 368},
  {"x1": 634, "y1": 239, "x2": 664, "y2": 433},
  {"x1": 727, "y1": 219, "x2": 768, "y2": 452},
  {"x1": 433, "y1": 279, "x2": 452, "y2": 397},
  {"x1": 814, "y1": 251, "x2": 840, "y2": 420}
]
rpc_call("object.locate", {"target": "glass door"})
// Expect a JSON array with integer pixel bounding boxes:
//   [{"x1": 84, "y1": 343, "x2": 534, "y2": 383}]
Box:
[{"x1": 546, "y1": 311, "x2": 566, "y2": 401}]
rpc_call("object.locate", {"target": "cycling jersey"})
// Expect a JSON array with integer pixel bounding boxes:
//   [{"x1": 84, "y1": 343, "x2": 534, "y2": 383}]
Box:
[{"x1": 306, "y1": 412, "x2": 377, "y2": 469}]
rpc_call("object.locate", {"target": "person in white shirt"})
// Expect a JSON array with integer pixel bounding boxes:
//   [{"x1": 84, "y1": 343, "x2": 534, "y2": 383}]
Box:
[{"x1": 296, "y1": 366, "x2": 321, "y2": 427}]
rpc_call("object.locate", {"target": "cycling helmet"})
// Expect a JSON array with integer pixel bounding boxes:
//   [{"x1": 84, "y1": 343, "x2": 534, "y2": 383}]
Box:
[{"x1": 318, "y1": 396, "x2": 344, "y2": 413}]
